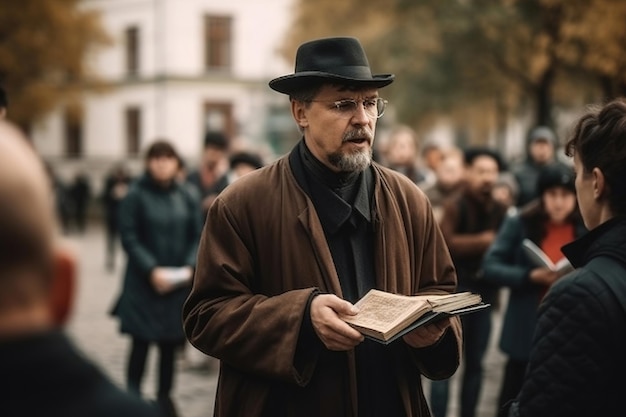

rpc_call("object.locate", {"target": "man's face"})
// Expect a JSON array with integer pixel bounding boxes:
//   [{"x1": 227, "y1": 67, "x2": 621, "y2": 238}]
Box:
[
  {"x1": 466, "y1": 155, "x2": 499, "y2": 197},
  {"x1": 529, "y1": 139, "x2": 554, "y2": 164},
  {"x1": 387, "y1": 131, "x2": 417, "y2": 166},
  {"x1": 200, "y1": 146, "x2": 228, "y2": 188},
  {"x1": 293, "y1": 84, "x2": 378, "y2": 173}
]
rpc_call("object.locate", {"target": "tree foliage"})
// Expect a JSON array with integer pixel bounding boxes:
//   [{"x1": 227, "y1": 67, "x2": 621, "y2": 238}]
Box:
[
  {"x1": 282, "y1": 0, "x2": 626, "y2": 136},
  {"x1": 0, "y1": 0, "x2": 110, "y2": 129}
]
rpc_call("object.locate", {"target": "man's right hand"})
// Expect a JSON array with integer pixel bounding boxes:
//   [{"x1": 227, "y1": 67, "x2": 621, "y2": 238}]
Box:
[{"x1": 310, "y1": 294, "x2": 364, "y2": 351}]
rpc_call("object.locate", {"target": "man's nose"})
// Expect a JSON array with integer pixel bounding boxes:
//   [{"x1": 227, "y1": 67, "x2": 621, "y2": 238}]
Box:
[{"x1": 351, "y1": 102, "x2": 370, "y2": 125}]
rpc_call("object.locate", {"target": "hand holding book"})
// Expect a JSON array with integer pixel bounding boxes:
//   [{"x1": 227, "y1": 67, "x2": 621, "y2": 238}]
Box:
[{"x1": 340, "y1": 289, "x2": 489, "y2": 344}]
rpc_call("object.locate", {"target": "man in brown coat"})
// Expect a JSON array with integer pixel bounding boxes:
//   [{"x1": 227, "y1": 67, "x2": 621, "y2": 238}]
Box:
[{"x1": 183, "y1": 37, "x2": 462, "y2": 417}]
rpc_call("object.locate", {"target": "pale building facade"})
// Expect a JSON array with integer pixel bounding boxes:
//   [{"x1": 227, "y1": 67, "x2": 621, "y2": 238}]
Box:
[{"x1": 32, "y1": 0, "x2": 298, "y2": 193}]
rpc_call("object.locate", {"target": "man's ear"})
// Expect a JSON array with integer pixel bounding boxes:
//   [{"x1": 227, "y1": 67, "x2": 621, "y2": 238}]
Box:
[
  {"x1": 48, "y1": 245, "x2": 77, "y2": 326},
  {"x1": 291, "y1": 99, "x2": 309, "y2": 130}
]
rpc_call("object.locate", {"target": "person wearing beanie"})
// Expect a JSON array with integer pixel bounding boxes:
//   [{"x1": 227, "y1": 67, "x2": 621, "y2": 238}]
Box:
[
  {"x1": 482, "y1": 161, "x2": 586, "y2": 412},
  {"x1": 512, "y1": 126, "x2": 558, "y2": 206}
]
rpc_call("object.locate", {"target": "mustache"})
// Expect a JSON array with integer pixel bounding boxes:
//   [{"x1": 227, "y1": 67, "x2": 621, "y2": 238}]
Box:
[{"x1": 343, "y1": 128, "x2": 374, "y2": 143}]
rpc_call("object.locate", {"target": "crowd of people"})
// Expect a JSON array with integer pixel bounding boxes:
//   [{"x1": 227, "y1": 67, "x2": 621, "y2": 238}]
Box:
[{"x1": 2, "y1": 35, "x2": 626, "y2": 417}]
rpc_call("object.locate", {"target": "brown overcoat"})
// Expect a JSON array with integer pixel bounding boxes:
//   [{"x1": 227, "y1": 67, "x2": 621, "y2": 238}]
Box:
[{"x1": 183, "y1": 149, "x2": 462, "y2": 417}]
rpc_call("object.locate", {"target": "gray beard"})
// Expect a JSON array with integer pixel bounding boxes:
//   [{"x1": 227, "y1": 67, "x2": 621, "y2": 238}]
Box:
[{"x1": 328, "y1": 148, "x2": 372, "y2": 173}]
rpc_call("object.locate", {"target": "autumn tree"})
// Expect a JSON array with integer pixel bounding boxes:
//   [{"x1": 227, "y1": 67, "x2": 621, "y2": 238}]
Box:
[
  {"x1": 283, "y1": 0, "x2": 626, "y2": 136},
  {"x1": 0, "y1": 0, "x2": 110, "y2": 129}
]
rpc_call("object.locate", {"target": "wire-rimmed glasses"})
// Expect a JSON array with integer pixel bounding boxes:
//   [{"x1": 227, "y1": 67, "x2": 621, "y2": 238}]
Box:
[{"x1": 311, "y1": 97, "x2": 388, "y2": 119}]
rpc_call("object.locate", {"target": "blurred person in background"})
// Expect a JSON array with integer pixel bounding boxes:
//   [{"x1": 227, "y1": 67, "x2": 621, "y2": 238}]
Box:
[
  {"x1": 111, "y1": 140, "x2": 202, "y2": 417},
  {"x1": 0, "y1": 121, "x2": 160, "y2": 417},
  {"x1": 482, "y1": 162, "x2": 585, "y2": 411},
  {"x1": 492, "y1": 172, "x2": 520, "y2": 214},
  {"x1": 507, "y1": 98, "x2": 626, "y2": 417},
  {"x1": 422, "y1": 141, "x2": 445, "y2": 176},
  {"x1": 423, "y1": 146, "x2": 466, "y2": 224},
  {"x1": 433, "y1": 148, "x2": 508, "y2": 417},
  {"x1": 186, "y1": 131, "x2": 230, "y2": 215},
  {"x1": 512, "y1": 126, "x2": 558, "y2": 207},
  {"x1": 384, "y1": 125, "x2": 435, "y2": 188},
  {"x1": 69, "y1": 171, "x2": 91, "y2": 234},
  {"x1": 44, "y1": 162, "x2": 72, "y2": 235},
  {"x1": 226, "y1": 150, "x2": 264, "y2": 184},
  {"x1": 102, "y1": 163, "x2": 132, "y2": 272}
]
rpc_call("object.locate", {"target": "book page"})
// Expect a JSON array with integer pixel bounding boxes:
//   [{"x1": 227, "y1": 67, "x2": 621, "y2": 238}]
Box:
[{"x1": 343, "y1": 290, "x2": 428, "y2": 333}]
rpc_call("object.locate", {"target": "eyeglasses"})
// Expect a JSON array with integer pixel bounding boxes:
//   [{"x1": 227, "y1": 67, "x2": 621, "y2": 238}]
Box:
[{"x1": 310, "y1": 97, "x2": 388, "y2": 119}]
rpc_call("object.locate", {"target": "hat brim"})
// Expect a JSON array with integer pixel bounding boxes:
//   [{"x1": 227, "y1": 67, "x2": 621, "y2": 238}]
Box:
[{"x1": 269, "y1": 72, "x2": 394, "y2": 95}]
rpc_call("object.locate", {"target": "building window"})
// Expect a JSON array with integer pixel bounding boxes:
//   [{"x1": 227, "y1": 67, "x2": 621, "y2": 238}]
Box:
[
  {"x1": 64, "y1": 106, "x2": 83, "y2": 158},
  {"x1": 204, "y1": 15, "x2": 232, "y2": 71},
  {"x1": 125, "y1": 26, "x2": 140, "y2": 76},
  {"x1": 125, "y1": 107, "x2": 141, "y2": 156},
  {"x1": 204, "y1": 102, "x2": 234, "y2": 140}
]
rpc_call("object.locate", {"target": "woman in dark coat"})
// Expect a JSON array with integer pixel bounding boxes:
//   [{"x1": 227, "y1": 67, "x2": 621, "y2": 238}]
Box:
[
  {"x1": 507, "y1": 98, "x2": 626, "y2": 417},
  {"x1": 112, "y1": 140, "x2": 202, "y2": 417},
  {"x1": 482, "y1": 162, "x2": 586, "y2": 410}
]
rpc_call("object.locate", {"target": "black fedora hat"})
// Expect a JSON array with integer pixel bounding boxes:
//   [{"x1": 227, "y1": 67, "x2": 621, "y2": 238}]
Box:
[{"x1": 269, "y1": 37, "x2": 394, "y2": 95}]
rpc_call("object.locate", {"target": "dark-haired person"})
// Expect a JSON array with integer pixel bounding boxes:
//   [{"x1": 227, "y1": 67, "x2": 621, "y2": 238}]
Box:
[
  {"x1": 183, "y1": 37, "x2": 462, "y2": 417},
  {"x1": 111, "y1": 140, "x2": 202, "y2": 417},
  {"x1": 507, "y1": 99, "x2": 626, "y2": 417},
  {"x1": 0, "y1": 121, "x2": 160, "y2": 417},
  {"x1": 187, "y1": 131, "x2": 231, "y2": 214},
  {"x1": 512, "y1": 126, "x2": 558, "y2": 207},
  {"x1": 482, "y1": 162, "x2": 586, "y2": 411},
  {"x1": 433, "y1": 148, "x2": 508, "y2": 417}
]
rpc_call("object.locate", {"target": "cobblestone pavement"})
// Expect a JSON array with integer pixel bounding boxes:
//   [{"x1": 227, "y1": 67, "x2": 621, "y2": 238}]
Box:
[{"x1": 64, "y1": 223, "x2": 506, "y2": 417}]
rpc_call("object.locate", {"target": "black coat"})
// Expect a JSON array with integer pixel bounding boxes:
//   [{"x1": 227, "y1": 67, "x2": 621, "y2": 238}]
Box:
[
  {"x1": 0, "y1": 331, "x2": 161, "y2": 417},
  {"x1": 509, "y1": 216, "x2": 626, "y2": 417},
  {"x1": 112, "y1": 174, "x2": 202, "y2": 341}
]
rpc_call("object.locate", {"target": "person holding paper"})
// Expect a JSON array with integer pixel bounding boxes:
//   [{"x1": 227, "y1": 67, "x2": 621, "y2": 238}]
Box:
[
  {"x1": 183, "y1": 37, "x2": 462, "y2": 417},
  {"x1": 481, "y1": 162, "x2": 585, "y2": 410},
  {"x1": 506, "y1": 99, "x2": 626, "y2": 417},
  {"x1": 111, "y1": 140, "x2": 202, "y2": 417}
]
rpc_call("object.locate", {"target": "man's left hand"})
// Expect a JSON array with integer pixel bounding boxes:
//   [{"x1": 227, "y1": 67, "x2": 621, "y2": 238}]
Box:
[{"x1": 402, "y1": 317, "x2": 451, "y2": 348}]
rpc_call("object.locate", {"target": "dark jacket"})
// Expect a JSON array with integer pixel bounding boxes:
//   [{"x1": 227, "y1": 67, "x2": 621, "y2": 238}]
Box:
[
  {"x1": 509, "y1": 216, "x2": 626, "y2": 417},
  {"x1": 439, "y1": 187, "x2": 508, "y2": 304},
  {"x1": 183, "y1": 145, "x2": 463, "y2": 417},
  {"x1": 482, "y1": 205, "x2": 586, "y2": 360},
  {"x1": 0, "y1": 331, "x2": 160, "y2": 417},
  {"x1": 112, "y1": 174, "x2": 202, "y2": 341}
]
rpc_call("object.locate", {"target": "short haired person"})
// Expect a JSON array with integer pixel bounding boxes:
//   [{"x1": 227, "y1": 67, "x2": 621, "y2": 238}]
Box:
[
  {"x1": 507, "y1": 98, "x2": 626, "y2": 416},
  {"x1": 433, "y1": 148, "x2": 508, "y2": 417},
  {"x1": 183, "y1": 37, "x2": 462, "y2": 417},
  {"x1": 0, "y1": 121, "x2": 160, "y2": 417}
]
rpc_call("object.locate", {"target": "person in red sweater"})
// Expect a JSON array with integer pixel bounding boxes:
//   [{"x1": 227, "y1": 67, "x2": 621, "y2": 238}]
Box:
[{"x1": 482, "y1": 161, "x2": 586, "y2": 412}]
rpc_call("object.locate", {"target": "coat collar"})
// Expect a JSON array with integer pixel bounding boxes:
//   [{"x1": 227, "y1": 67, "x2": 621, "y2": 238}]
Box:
[
  {"x1": 291, "y1": 140, "x2": 372, "y2": 235},
  {"x1": 562, "y1": 216, "x2": 626, "y2": 267}
]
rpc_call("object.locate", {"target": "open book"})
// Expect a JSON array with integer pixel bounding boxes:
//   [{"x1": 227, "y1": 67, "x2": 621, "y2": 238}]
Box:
[
  {"x1": 341, "y1": 289, "x2": 489, "y2": 344},
  {"x1": 522, "y1": 239, "x2": 573, "y2": 274}
]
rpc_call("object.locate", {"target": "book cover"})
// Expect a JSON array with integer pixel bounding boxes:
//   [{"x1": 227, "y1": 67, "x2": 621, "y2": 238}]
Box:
[{"x1": 522, "y1": 239, "x2": 573, "y2": 273}]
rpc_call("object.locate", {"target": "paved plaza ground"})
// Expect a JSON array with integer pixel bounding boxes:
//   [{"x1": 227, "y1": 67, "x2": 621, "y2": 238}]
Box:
[{"x1": 64, "y1": 222, "x2": 506, "y2": 417}]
